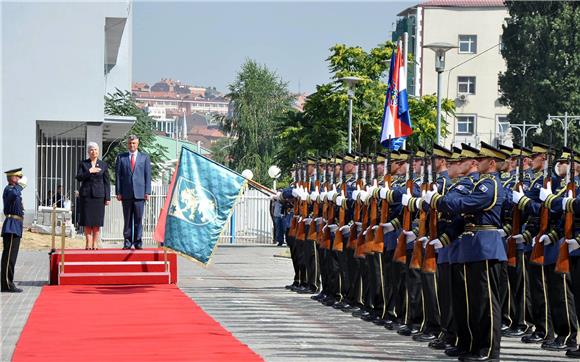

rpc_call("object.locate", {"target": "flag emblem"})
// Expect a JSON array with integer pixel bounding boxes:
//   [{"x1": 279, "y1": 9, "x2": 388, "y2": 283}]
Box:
[{"x1": 169, "y1": 177, "x2": 218, "y2": 226}]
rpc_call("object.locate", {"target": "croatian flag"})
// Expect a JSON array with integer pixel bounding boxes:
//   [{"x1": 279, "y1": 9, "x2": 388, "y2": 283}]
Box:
[{"x1": 380, "y1": 44, "x2": 412, "y2": 150}]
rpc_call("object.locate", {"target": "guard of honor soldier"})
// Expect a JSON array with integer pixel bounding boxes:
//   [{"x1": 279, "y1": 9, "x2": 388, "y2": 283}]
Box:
[
  {"x1": 2, "y1": 168, "x2": 27, "y2": 293},
  {"x1": 274, "y1": 140, "x2": 580, "y2": 361}
]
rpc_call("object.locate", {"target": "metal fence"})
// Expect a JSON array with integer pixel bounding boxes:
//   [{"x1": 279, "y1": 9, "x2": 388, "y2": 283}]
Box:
[{"x1": 101, "y1": 186, "x2": 274, "y2": 246}]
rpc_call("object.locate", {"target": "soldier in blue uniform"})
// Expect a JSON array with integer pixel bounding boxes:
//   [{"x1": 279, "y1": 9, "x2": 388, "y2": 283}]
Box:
[
  {"x1": 2, "y1": 168, "x2": 27, "y2": 293},
  {"x1": 425, "y1": 142, "x2": 508, "y2": 361}
]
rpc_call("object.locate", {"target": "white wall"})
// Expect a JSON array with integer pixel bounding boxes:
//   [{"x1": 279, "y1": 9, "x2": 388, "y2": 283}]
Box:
[
  {"x1": 1, "y1": 1, "x2": 131, "y2": 214},
  {"x1": 421, "y1": 7, "x2": 510, "y2": 147}
]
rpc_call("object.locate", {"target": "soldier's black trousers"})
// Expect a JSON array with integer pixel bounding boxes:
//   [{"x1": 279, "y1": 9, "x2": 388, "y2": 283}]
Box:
[
  {"x1": 438, "y1": 262, "x2": 456, "y2": 342},
  {"x1": 465, "y1": 260, "x2": 502, "y2": 359},
  {"x1": 1, "y1": 234, "x2": 21, "y2": 291},
  {"x1": 451, "y1": 263, "x2": 471, "y2": 351},
  {"x1": 546, "y1": 264, "x2": 577, "y2": 343},
  {"x1": 528, "y1": 262, "x2": 553, "y2": 339},
  {"x1": 369, "y1": 253, "x2": 386, "y2": 316},
  {"x1": 286, "y1": 234, "x2": 300, "y2": 285},
  {"x1": 402, "y1": 250, "x2": 423, "y2": 327},
  {"x1": 421, "y1": 270, "x2": 441, "y2": 334},
  {"x1": 305, "y1": 238, "x2": 320, "y2": 291},
  {"x1": 318, "y1": 245, "x2": 329, "y2": 294},
  {"x1": 499, "y1": 261, "x2": 511, "y2": 327},
  {"x1": 570, "y1": 255, "x2": 580, "y2": 349},
  {"x1": 382, "y1": 250, "x2": 399, "y2": 320},
  {"x1": 507, "y1": 250, "x2": 530, "y2": 331}
]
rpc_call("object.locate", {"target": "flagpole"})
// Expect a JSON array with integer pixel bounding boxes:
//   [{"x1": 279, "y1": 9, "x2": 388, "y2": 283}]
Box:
[{"x1": 399, "y1": 38, "x2": 407, "y2": 151}]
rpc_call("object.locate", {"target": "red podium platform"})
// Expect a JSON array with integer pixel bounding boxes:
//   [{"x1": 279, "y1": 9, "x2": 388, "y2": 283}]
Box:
[{"x1": 49, "y1": 249, "x2": 178, "y2": 285}]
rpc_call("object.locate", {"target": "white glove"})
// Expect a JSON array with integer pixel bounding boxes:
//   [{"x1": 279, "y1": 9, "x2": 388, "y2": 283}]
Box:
[
  {"x1": 497, "y1": 229, "x2": 507, "y2": 238},
  {"x1": 300, "y1": 190, "x2": 308, "y2": 201},
  {"x1": 328, "y1": 224, "x2": 339, "y2": 233},
  {"x1": 303, "y1": 217, "x2": 313, "y2": 225},
  {"x1": 429, "y1": 239, "x2": 443, "y2": 249},
  {"x1": 291, "y1": 188, "x2": 300, "y2": 198},
  {"x1": 270, "y1": 191, "x2": 281, "y2": 201},
  {"x1": 314, "y1": 217, "x2": 323, "y2": 224},
  {"x1": 338, "y1": 225, "x2": 350, "y2": 235},
  {"x1": 401, "y1": 188, "x2": 412, "y2": 207},
  {"x1": 352, "y1": 189, "x2": 360, "y2": 201},
  {"x1": 327, "y1": 190, "x2": 337, "y2": 202},
  {"x1": 538, "y1": 234, "x2": 552, "y2": 246},
  {"x1": 511, "y1": 234, "x2": 525, "y2": 244},
  {"x1": 423, "y1": 184, "x2": 438, "y2": 205},
  {"x1": 566, "y1": 239, "x2": 580, "y2": 252},
  {"x1": 372, "y1": 225, "x2": 379, "y2": 231},
  {"x1": 512, "y1": 188, "x2": 524, "y2": 204},
  {"x1": 418, "y1": 236, "x2": 429, "y2": 248},
  {"x1": 336, "y1": 195, "x2": 345, "y2": 207},
  {"x1": 310, "y1": 189, "x2": 320, "y2": 201},
  {"x1": 379, "y1": 183, "x2": 390, "y2": 199},
  {"x1": 359, "y1": 190, "x2": 369, "y2": 202},
  {"x1": 366, "y1": 185, "x2": 377, "y2": 196},
  {"x1": 319, "y1": 191, "x2": 327, "y2": 201},
  {"x1": 381, "y1": 222, "x2": 395, "y2": 233},
  {"x1": 403, "y1": 230, "x2": 417, "y2": 243},
  {"x1": 539, "y1": 183, "x2": 553, "y2": 202},
  {"x1": 17, "y1": 176, "x2": 28, "y2": 189}
]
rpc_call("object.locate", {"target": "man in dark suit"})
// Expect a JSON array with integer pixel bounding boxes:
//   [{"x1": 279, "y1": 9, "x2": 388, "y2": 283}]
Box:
[{"x1": 115, "y1": 135, "x2": 152, "y2": 250}]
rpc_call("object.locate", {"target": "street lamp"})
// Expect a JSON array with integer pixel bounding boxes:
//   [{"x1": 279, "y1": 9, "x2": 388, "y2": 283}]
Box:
[
  {"x1": 423, "y1": 42, "x2": 457, "y2": 145},
  {"x1": 510, "y1": 121, "x2": 542, "y2": 147},
  {"x1": 268, "y1": 165, "x2": 281, "y2": 190},
  {"x1": 545, "y1": 112, "x2": 580, "y2": 147},
  {"x1": 338, "y1": 76, "x2": 362, "y2": 153}
]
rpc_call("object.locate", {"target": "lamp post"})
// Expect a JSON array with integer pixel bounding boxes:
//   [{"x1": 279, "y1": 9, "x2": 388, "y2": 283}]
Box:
[
  {"x1": 423, "y1": 42, "x2": 457, "y2": 145},
  {"x1": 268, "y1": 165, "x2": 281, "y2": 190},
  {"x1": 510, "y1": 121, "x2": 542, "y2": 147},
  {"x1": 545, "y1": 112, "x2": 580, "y2": 147},
  {"x1": 338, "y1": 76, "x2": 362, "y2": 153}
]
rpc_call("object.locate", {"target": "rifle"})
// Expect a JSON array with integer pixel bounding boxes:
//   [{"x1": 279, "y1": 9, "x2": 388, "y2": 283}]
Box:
[
  {"x1": 555, "y1": 150, "x2": 575, "y2": 273},
  {"x1": 348, "y1": 155, "x2": 363, "y2": 251},
  {"x1": 423, "y1": 142, "x2": 439, "y2": 273},
  {"x1": 356, "y1": 154, "x2": 373, "y2": 257},
  {"x1": 333, "y1": 158, "x2": 348, "y2": 252},
  {"x1": 322, "y1": 156, "x2": 336, "y2": 250},
  {"x1": 307, "y1": 157, "x2": 321, "y2": 242},
  {"x1": 365, "y1": 153, "x2": 380, "y2": 253},
  {"x1": 295, "y1": 160, "x2": 309, "y2": 241},
  {"x1": 530, "y1": 144, "x2": 553, "y2": 265},
  {"x1": 507, "y1": 148, "x2": 524, "y2": 267},
  {"x1": 394, "y1": 148, "x2": 414, "y2": 264},
  {"x1": 288, "y1": 162, "x2": 299, "y2": 238},
  {"x1": 410, "y1": 146, "x2": 430, "y2": 269},
  {"x1": 373, "y1": 144, "x2": 392, "y2": 252}
]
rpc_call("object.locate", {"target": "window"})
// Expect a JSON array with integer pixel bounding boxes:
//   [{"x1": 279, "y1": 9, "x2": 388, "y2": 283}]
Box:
[
  {"x1": 458, "y1": 35, "x2": 477, "y2": 54},
  {"x1": 497, "y1": 115, "x2": 509, "y2": 135},
  {"x1": 457, "y1": 115, "x2": 476, "y2": 135},
  {"x1": 458, "y1": 76, "x2": 476, "y2": 95}
]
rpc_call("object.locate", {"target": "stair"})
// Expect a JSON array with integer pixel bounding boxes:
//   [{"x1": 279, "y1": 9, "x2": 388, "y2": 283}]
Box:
[{"x1": 49, "y1": 249, "x2": 178, "y2": 285}]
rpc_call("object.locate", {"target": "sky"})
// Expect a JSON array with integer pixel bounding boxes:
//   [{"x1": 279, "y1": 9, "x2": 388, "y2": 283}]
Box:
[{"x1": 132, "y1": 1, "x2": 412, "y2": 94}]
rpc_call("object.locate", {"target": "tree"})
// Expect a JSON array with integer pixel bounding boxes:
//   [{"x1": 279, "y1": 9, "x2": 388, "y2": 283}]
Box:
[
  {"x1": 103, "y1": 89, "x2": 168, "y2": 180},
  {"x1": 221, "y1": 59, "x2": 295, "y2": 183},
  {"x1": 499, "y1": 2, "x2": 580, "y2": 147},
  {"x1": 275, "y1": 43, "x2": 455, "y2": 173}
]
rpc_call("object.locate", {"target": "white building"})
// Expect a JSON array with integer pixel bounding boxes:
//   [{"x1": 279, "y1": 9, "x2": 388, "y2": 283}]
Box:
[
  {"x1": 1, "y1": 1, "x2": 134, "y2": 221},
  {"x1": 397, "y1": 0, "x2": 511, "y2": 147},
  {"x1": 135, "y1": 96, "x2": 230, "y2": 116}
]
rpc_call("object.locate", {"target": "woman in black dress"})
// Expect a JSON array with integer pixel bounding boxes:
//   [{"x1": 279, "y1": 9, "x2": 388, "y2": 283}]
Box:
[{"x1": 76, "y1": 142, "x2": 111, "y2": 250}]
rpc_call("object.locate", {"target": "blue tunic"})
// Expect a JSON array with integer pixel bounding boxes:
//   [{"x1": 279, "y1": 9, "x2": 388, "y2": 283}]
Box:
[{"x1": 2, "y1": 184, "x2": 24, "y2": 237}]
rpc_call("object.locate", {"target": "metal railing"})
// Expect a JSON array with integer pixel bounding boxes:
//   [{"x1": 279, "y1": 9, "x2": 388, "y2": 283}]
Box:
[{"x1": 101, "y1": 186, "x2": 273, "y2": 246}]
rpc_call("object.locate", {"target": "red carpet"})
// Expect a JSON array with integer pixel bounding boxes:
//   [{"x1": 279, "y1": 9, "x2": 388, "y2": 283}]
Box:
[{"x1": 13, "y1": 285, "x2": 263, "y2": 361}]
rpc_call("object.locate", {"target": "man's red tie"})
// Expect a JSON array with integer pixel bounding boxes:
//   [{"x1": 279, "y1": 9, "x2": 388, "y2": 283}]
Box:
[{"x1": 130, "y1": 153, "x2": 135, "y2": 172}]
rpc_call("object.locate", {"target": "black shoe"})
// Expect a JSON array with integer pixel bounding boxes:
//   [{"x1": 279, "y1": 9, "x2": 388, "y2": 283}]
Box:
[
  {"x1": 501, "y1": 323, "x2": 510, "y2": 332},
  {"x1": 413, "y1": 332, "x2": 437, "y2": 342},
  {"x1": 135, "y1": 246, "x2": 143, "y2": 250},
  {"x1": 322, "y1": 297, "x2": 337, "y2": 307},
  {"x1": 503, "y1": 327, "x2": 527, "y2": 338},
  {"x1": 332, "y1": 301, "x2": 348, "y2": 309},
  {"x1": 1, "y1": 287, "x2": 22, "y2": 293},
  {"x1": 361, "y1": 312, "x2": 378, "y2": 322},
  {"x1": 372, "y1": 318, "x2": 387, "y2": 326},
  {"x1": 352, "y1": 309, "x2": 369, "y2": 318},
  {"x1": 311, "y1": 293, "x2": 326, "y2": 301},
  {"x1": 522, "y1": 332, "x2": 548, "y2": 344},
  {"x1": 385, "y1": 319, "x2": 402, "y2": 330},
  {"x1": 285, "y1": 282, "x2": 298, "y2": 290},
  {"x1": 397, "y1": 324, "x2": 420, "y2": 336},
  {"x1": 541, "y1": 337, "x2": 576, "y2": 351},
  {"x1": 297, "y1": 287, "x2": 317, "y2": 294},
  {"x1": 566, "y1": 348, "x2": 580, "y2": 358},
  {"x1": 445, "y1": 347, "x2": 469, "y2": 357},
  {"x1": 341, "y1": 304, "x2": 358, "y2": 312},
  {"x1": 459, "y1": 353, "x2": 498, "y2": 361},
  {"x1": 122, "y1": 246, "x2": 131, "y2": 250},
  {"x1": 292, "y1": 285, "x2": 307, "y2": 292},
  {"x1": 429, "y1": 338, "x2": 452, "y2": 350}
]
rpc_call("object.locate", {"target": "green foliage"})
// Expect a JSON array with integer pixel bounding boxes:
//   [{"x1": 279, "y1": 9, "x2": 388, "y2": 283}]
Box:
[
  {"x1": 221, "y1": 59, "x2": 294, "y2": 184},
  {"x1": 103, "y1": 89, "x2": 168, "y2": 180},
  {"x1": 499, "y1": 2, "x2": 580, "y2": 147},
  {"x1": 275, "y1": 42, "x2": 454, "y2": 173}
]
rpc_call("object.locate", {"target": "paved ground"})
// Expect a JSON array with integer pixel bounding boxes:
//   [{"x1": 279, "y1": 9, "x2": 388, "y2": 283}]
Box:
[{"x1": 1, "y1": 246, "x2": 574, "y2": 361}]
